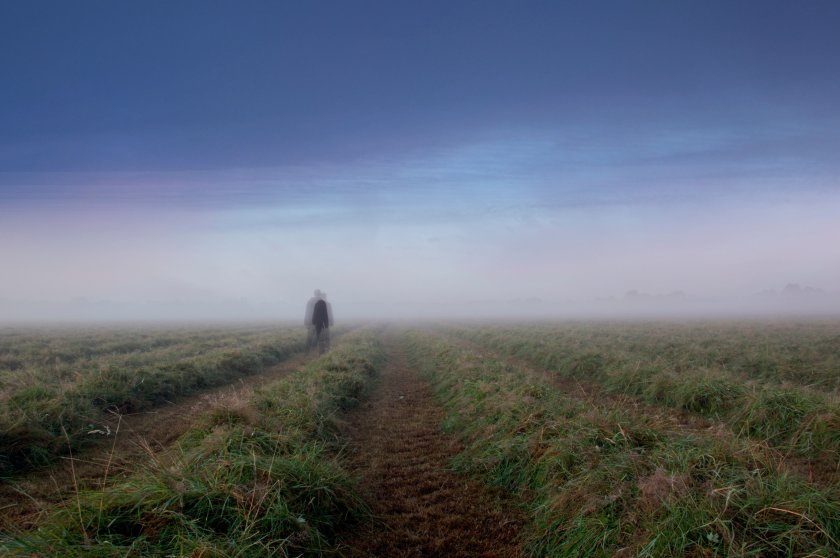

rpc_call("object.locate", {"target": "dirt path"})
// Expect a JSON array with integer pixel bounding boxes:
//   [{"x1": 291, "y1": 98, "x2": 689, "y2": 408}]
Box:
[
  {"x1": 337, "y1": 338, "x2": 524, "y2": 558},
  {"x1": 0, "y1": 350, "x2": 315, "y2": 530}
]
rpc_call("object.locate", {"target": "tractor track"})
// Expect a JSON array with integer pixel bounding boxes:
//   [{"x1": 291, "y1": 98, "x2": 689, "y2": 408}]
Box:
[{"x1": 337, "y1": 336, "x2": 524, "y2": 557}]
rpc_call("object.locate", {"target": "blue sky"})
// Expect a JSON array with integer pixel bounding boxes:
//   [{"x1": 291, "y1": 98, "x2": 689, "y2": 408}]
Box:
[{"x1": 2, "y1": 1, "x2": 839, "y2": 319}]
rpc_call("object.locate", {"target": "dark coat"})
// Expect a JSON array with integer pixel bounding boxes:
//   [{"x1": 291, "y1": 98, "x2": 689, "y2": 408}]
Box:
[{"x1": 312, "y1": 299, "x2": 329, "y2": 332}]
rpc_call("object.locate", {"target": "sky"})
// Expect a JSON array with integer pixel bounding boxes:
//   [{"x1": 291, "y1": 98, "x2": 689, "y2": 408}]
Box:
[{"x1": 1, "y1": 1, "x2": 839, "y2": 320}]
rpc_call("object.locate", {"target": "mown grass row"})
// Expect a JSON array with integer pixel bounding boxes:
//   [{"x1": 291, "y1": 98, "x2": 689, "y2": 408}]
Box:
[
  {"x1": 0, "y1": 325, "x2": 289, "y2": 373},
  {"x1": 406, "y1": 332, "x2": 840, "y2": 557},
  {"x1": 448, "y1": 322, "x2": 840, "y2": 392},
  {"x1": 1, "y1": 330, "x2": 384, "y2": 557},
  {"x1": 449, "y1": 325, "x2": 840, "y2": 459},
  {"x1": 0, "y1": 327, "x2": 311, "y2": 403},
  {"x1": 1, "y1": 328, "x2": 309, "y2": 474}
]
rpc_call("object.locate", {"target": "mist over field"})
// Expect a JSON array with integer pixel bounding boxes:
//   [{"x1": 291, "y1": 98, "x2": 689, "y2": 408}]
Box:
[{"x1": 2, "y1": 2, "x2": 839, "y2": 322}]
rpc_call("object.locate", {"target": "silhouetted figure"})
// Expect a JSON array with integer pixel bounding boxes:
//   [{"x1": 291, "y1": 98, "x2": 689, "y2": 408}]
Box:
[
  {"x1": 312, "y1": 296, "x2": 331, "y2": 353},
  {"x1": 304, "y1": 289, "x2": 322, "y2": 352}
]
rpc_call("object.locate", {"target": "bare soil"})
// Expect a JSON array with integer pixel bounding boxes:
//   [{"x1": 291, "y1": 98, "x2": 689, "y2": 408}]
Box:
[
  {"x1": 0, "y1": 351, "x2": 315, "y2": 531},
  {"x1": 337, "y1": 338, "x2": 524, "y2": 558}
]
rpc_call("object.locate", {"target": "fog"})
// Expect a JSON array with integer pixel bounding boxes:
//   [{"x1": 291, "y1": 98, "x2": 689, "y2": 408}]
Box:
[{"x1": 2, "y1": 191, "x2": 838, "y2": 323}]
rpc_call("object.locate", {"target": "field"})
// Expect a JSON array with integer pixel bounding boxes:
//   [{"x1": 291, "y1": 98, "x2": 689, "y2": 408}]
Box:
[{"x1": 1, "y1": 321, "x2": 838, "y2": 557}]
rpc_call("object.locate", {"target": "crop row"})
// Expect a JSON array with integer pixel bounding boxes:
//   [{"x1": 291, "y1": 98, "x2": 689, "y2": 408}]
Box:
[
  {"x1": 0, "y1": 327, "x2": 309, "y2": 473},
  {"x1": 0, "y1": 325, "x2": 291, "y2": 370},
  {"x1": 406, "y1": 332, "x2": 840, "y2": 557},
  {"x1": 2, "y1": 329, "x2": 384, "y2": 557},
  {"x1": 448, "y1": 325, "x2": 840, "y2": 459},
  {"x1": 0, "y1": 326, "x2": 306, "y2": 399},
  {"x1": 451, "y1": 322, "x2": 840, "y2": 392}
]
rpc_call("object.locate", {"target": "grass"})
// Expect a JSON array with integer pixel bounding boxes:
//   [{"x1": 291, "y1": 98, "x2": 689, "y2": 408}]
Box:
[
  {"x1": 406, "y1": 331, "x2": 840, "y2": 557},
  {"x1": 0, "y1": 326, "x2": 311, "y2": 473},
  {"x1": 3, "y1": 320, "x2": 838, "y2": 556},
  {"x1": 1, "y1": 329, "x2": 383, "y2": 557},
  {"x1": 450, "y1": 321, "x2": 840, "y2": 393},
  {"x1": 450, "y1": 323, "x2": 840, "y2": 458}
]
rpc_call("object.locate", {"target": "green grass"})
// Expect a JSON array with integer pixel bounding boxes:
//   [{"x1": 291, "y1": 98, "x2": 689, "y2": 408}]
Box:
[
  {"x1": 4, "y1": 321, "x2": 838, "y2": 556},
  {"x1": 0, "y1": 326, "x2": 333, "y2": 474},
  {"x1": 2, "y1": 330, "x2": 383, "y2": 557},
  {"x1": 407, "y1": 331, "x2": 840, "y2": 557},
  {"x1": 450, "y1": 323, "x2": 840, "y2": 458},
  {"x1": 450, "y1": 321, "x2": 840, "y2": 392}
]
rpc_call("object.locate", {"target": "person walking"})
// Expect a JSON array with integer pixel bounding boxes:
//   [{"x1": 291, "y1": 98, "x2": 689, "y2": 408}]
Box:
[
  {"x1": 304, "y1": 289, "x2": 321, "y2": 352},
  {"x1": 311, "y1": 293, "x2": 331, "y2": 353}
]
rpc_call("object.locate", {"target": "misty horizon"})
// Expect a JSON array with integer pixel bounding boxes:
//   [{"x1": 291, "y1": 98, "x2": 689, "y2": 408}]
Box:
[{"x1": 2, "y1": 282, "x2": 839, "y2": 322}]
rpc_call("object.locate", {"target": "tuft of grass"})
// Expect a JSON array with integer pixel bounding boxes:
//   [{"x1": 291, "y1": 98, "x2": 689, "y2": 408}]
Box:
[
  {"x1": 735, "y1": 388, "x2": 840, "y2": 456},
  {"x1": 653, "y1": 371, "x2": 747, "y2": 416}
]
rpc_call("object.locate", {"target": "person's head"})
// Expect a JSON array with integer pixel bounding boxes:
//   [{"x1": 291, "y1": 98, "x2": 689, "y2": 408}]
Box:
[{"x1": 313, "y1": 289, "x2": 322, "y2": 298}]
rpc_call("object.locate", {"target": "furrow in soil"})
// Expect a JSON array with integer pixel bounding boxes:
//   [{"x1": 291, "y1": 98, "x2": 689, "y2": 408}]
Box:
[{"x1": 338, "y1": 338, "x2": 523, "y2": 558}]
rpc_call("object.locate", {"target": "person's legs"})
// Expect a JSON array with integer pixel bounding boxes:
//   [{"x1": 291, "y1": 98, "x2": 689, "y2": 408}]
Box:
[
  {"x1": 315, "y1": 326, "x2": 326, "y2": 354},
  {"x1": 306, "y1": 326, "x2": 316, "y2": 352}
]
